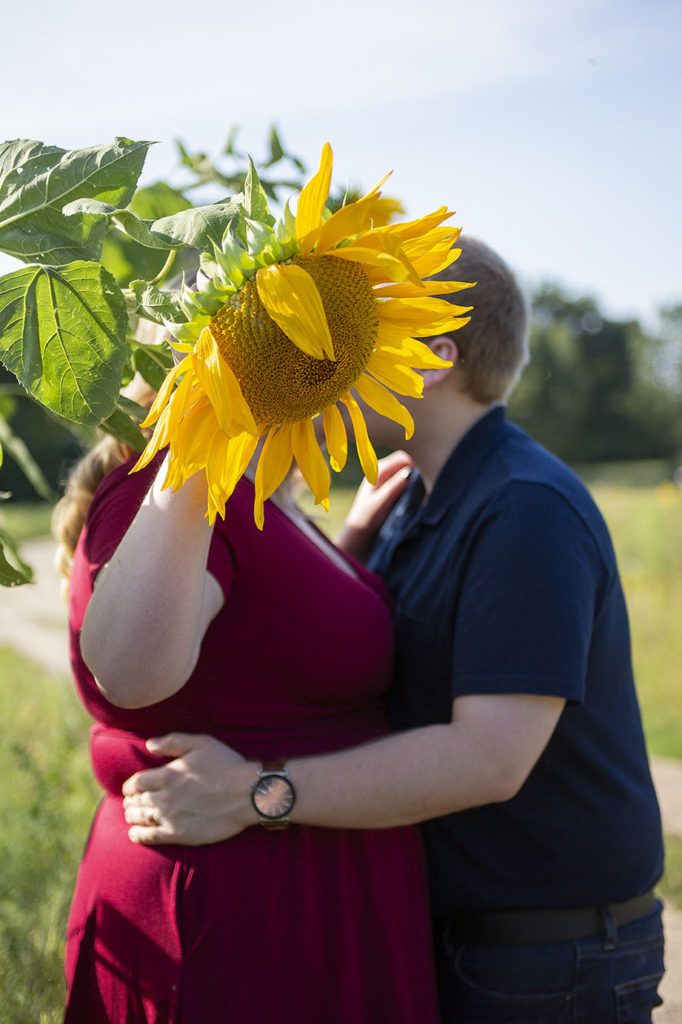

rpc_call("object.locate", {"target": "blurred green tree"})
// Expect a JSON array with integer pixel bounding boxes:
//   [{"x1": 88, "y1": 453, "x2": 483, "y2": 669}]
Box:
[{"x1": 508, "y1": 286, "x2": 682, "y2": 464}]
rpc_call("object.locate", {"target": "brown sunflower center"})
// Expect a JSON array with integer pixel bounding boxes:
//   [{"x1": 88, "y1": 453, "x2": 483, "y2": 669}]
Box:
[{"x1": 208, "y1": 254, "x2": 378, "y2": 424}]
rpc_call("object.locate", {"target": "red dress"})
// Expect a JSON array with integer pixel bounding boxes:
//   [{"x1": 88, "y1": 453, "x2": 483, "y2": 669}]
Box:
[{"x1": 64, "y1": 457, "x2": 439, "y2": 1023}]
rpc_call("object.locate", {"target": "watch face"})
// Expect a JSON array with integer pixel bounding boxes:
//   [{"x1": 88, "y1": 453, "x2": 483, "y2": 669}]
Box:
[{"x1": 253, "y1": 774, "x2": 295, "y2": 819}]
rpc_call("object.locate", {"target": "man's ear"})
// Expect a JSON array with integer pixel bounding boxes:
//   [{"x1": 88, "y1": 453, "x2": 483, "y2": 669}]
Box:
[{"x1": 422, "y1": 336, "x2": 459, "y2": 391}]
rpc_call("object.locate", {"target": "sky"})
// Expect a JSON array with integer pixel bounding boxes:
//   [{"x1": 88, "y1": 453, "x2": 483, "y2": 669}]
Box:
[{"x1": 1, "y1": 0, "x2": 680, "y2": 329}]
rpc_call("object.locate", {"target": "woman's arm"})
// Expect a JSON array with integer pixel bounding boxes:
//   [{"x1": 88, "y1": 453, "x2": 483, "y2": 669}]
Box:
[{"x1": 80, "y1": 456, "x2": 224, "y2": 708}]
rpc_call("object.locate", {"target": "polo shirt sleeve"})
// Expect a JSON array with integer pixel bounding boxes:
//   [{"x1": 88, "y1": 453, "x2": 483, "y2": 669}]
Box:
[{"x1": 452, "y1": 480, "x2": 605, "y2": 703}]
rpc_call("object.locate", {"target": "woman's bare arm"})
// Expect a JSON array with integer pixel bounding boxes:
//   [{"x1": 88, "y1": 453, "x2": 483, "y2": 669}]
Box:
[{"x1": 80, "y1": 456, "x2": 224, "y2": 708}]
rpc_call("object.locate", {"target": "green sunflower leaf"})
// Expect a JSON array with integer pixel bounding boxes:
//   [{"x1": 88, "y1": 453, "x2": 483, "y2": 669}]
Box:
[
  {"x1": 0, "y1": 520, "x2": 33, "y2": 587},
  {"x1": 150, "y1": 198, "x2": 245, "y2": 254},
  {"x1": 266, "y1": 127, "x2": 284, "y2": 166},
  {"x1": 65, "y1": 199, "x2": 179, "y2": 251},
  {"x1": 128, "y1": 279, "x2": 185, "y2": 324},
  {"x1": 129, "y1": 181, "x2": 193, "y2": 221},
  {"x1": 0, "y1": 137, "x2": 152, "y2": 265},
  {"x1": 131, "y1": 343, "x2": 173, "y2": 390},
  {"x1": 98, "y1": 404, "x2": 146, "y2": 452},
  {"x1": 116, "y1": 392, "x2": 151, "y2": 423},
  {"x1": 0, "y1": 261, "x2": 128, "y2": 425},
  {"x1": 243, "y1": 159, "x2": 274, "y2": 228},
  {"x1": 0, "y1": 412, "x2": 55, "y2": 501}
]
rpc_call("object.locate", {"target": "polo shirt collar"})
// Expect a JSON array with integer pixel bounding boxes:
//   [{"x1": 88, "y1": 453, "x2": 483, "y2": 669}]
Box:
[{"x1": 418, "y1": 404, "x2": 510, "y2": 526}]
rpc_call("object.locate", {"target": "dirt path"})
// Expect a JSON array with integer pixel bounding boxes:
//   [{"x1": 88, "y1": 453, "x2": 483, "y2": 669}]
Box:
[{"x1": 1, "y1": 539, "x2": 680, "y2": 1018}]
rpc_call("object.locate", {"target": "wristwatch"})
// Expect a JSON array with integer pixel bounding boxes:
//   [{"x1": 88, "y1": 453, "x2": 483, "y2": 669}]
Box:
[{"x1": 251, "y1": 760, "x2": 296, "y2": 830}]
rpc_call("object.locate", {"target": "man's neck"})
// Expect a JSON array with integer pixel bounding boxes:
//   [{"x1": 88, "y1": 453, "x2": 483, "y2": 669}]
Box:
[{"x1": 406, "y1": 399, "x2": 497, "y2": 493}]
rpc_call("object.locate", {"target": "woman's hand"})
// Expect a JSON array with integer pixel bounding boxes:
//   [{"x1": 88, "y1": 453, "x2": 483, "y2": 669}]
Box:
[
  {"x1": 336, "y1": 451, "x2": 414, "y2": 562},
  {"x1": 122, "y1": 733, "x2": 256, "y2": 845}
]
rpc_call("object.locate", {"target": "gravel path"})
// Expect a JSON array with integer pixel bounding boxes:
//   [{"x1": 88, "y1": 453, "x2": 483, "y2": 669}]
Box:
[{"x1": 1, "y1": 539, "x2": 680, "y2": 1018}]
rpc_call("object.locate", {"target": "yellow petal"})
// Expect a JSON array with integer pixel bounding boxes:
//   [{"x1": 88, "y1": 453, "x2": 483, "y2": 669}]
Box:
[
  {"x1": 365, "y1": 349, "x2": 425, "y2": 397},
  {"x1": 373, "y1": 279, "x2": 476, "y2": 299},
  {"x1": 221, "y1": 430, "x2": 260, "y2": 500},
  {"x1": 376, "y1": 336, "x2": 455, "y2": 370},
  {"x1": 193, "y1": 328, "x2": 258, "y2": 436},
  {"x1": 207, "y1": 429, "x2": 260, "y2": 525},
  {"x1": 313, "y1": 183, "x2": 394, "y2": 255},
  {"x1": 354, "y1": 373, "x2": 414, "y2": 440},
  {"x1": 254, "y1": 423, "x2": 294, "y2": 513},
  {"x1": 401, "y1": 228, "x2": 460, "y2": 264},
  {"x1": 256, "y1": 263, "x2": 335, "y2": 361},
  {"x1": 296, "y1": 143, "x2": 333, "y2": 254},
  {"x1": 341, "y1": 393, "x2": 378, "y2": 484},
  {"x1": 379, "y1": 296, "x2": 472, "y2": 326},
  {"x1": 410, "y1": 317, "x2": 471, "y2": 337},
  {"x1": 375, "y1": 316, "x2": 466, "y2": 347},
  {"x1": 176, "y1": 394, "x2": 221, "y2": 473},
  {"x1": 166, "y1": 371, "x2": 196, "y2": 451},
  {"x1": 322, "y1": 405, "x2": 348, "y2": 472},
  {"x1": 368, "y1": 196, "x2": 404, "y2": 227},
  {"x1": 291, "y1": 418, "x2": 331, "y2": 510},
  {"x1": 329, "y1": 239, "x2": 419, "y2": 287},
  {"x1": 139, "y1": 355, "x2": 191, "y2": 429},
  {"x1": 132, "y1": 404, "x2": 171, "y2": 473},
  {"x1": 382, "y1": 207, "x2": 455, "y2": 242},
  {"x1": 407, "y1": 238, "x2": 463, "y2": 279}
]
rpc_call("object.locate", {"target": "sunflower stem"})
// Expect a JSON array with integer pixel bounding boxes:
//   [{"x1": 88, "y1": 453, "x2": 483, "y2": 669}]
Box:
[{"x1": 149, "y1": 249, "x2": 178, "y2": 287}]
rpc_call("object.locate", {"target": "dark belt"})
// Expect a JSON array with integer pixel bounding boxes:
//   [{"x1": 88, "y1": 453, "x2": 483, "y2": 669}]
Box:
[{"x1": 444, "y1": 890, "x2": 657, "y2": 946}]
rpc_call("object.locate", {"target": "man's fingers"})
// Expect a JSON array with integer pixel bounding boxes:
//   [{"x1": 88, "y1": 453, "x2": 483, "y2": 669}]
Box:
[
  {"x1": 129, "y1": 824, "x2": 178, "y2": 846},
  {"x1": 122, "y1": 733, "x2": 217, "y2": 797},
  {"x1": 145, "y1": 732, "x2": 211, "y2": 757},
  {"x1": 377, "y1": 467, "x2": 412, "y2": 502},
  {"x1": 122, "y1": 766, "x2": 175, "y2": 797},
  {"x1": 374, "y1": 450, "x2": 413, "y2": 488},
  {"x1": 123, "y1": 794, "x2": 163, "y2": 821}
]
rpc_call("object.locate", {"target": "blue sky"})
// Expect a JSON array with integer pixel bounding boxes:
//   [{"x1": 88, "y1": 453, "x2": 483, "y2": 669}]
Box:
[{"x1": 1, "y1": 0, "x2": 680, "y2": 327}]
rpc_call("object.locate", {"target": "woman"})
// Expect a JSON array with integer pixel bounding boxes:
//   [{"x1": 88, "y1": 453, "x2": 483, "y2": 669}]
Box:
[{"x1": 54, "y1": 423, "x2": 440, "y2": 1022}]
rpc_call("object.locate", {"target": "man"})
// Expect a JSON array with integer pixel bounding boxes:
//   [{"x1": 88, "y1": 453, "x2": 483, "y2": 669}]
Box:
[{"x1": 123, "y1": 237, "x2": 665, "y2": 1021}]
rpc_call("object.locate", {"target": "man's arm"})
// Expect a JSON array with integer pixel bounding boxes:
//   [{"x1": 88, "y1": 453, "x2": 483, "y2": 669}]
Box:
[{"x1": 122, "y1": 692, "x2": 564, "y2": 843}]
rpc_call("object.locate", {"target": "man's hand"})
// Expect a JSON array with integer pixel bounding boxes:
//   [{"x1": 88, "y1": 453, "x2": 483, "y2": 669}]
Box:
[
  {"x1": 122, "y1": 733, "x2": 255, "y2": 845},
  {"x1": 336, "y1": 451, "x2": 414, "y2": 561}
]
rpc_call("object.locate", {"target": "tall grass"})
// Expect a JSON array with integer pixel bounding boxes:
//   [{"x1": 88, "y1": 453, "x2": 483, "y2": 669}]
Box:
[
  {"x1": 590, "y1": 482, "x2": 682, "y2": 758},
  {"x1": 0, "y1": 649, "x2": 99, "y2": 1021}
]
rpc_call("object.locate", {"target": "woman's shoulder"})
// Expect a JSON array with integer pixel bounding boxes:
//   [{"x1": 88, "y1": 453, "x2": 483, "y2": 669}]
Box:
[{"x1": 88, "y1": 453, "x2": 158, "y2": 520}]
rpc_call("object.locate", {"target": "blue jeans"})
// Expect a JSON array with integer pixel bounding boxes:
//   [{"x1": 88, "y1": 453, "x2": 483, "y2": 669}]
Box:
[{"x1": 434, "y1": 900, "x2": 665, "y2": 1023}]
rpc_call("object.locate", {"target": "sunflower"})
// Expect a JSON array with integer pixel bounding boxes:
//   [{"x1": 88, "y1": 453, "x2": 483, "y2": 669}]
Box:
[{"x1": 134, "y1": 144, "x2": 473, "y2": 527}]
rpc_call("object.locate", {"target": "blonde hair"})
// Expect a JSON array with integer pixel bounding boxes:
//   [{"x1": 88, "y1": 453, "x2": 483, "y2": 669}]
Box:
[
  {"x1": 439, "y1": 236, "x2": 529, "y2": 402},
  {"x1": 52, "y1": 377, "x2": 157, "y2": 596}
]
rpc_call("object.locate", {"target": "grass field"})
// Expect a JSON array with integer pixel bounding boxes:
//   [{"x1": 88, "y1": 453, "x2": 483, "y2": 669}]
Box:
[
  {"x1": 0, "y1": 649, "x2": 98, "y2": 1022},
  {"x1": 0, "y1": 502, "x2": 54, "y2": 542},
  {"x1": 1, "y1": 476, "x2": 681, "y2": 1016},
  {"x1": 590, "y1": 482, "x2": 682, "y2": 759}
]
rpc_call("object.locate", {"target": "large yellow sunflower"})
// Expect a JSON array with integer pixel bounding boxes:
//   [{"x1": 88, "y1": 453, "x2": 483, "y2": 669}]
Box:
[{"x1": 134, "y1": 144, "x2": 473, "y2": 527}]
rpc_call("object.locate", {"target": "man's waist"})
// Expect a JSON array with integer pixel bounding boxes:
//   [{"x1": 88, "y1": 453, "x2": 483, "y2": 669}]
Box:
[{"x1": 440, "y1": 890, "x2": 657, "y2": 946}]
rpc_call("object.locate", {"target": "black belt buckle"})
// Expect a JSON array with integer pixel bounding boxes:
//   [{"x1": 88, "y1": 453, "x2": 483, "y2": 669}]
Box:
[{"x1": 445, "y1": 890, "x2": 656, "y2": 946}]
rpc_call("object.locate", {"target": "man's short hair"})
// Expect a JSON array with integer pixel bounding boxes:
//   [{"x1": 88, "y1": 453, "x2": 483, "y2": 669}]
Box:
[{"x1": 436, "y1": 236, "x2": 529, "y2": 402}]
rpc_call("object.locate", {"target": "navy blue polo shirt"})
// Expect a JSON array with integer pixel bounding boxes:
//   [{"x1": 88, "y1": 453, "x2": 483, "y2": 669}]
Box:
[{"x1": 368, "y1": 406, "x2": 664, "y2": 914}]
